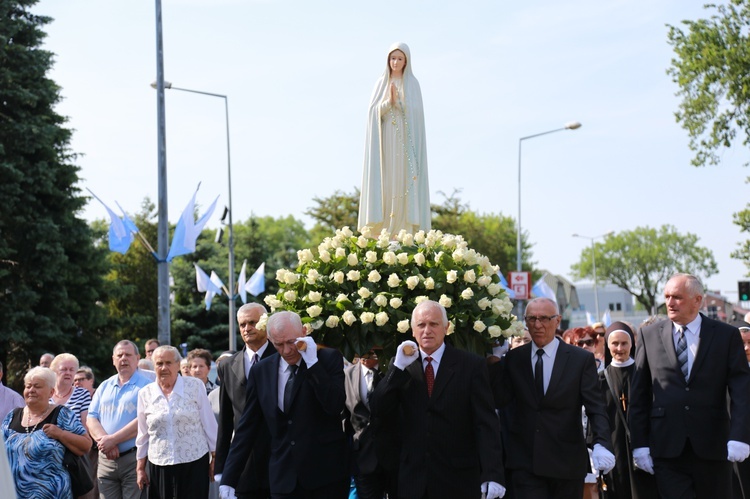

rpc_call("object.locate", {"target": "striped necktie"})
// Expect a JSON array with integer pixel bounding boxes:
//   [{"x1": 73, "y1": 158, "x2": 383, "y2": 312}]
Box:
[{"x1": 676, "y1": 326, "x2": 689, "y2": 380}]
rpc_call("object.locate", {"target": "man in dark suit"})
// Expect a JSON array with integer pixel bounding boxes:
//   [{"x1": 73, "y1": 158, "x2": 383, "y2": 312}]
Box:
[
  {"x1": 370, "y1": 300, "x2": 505, "y2": 499},
  {"x1": 220, "y1": 311, "x2": 349, "y2": 499},
  {"x1": 344, "y1": 350, "x2": 397, "y2": 499},
  {"x1": 497, "y1": 297, "x2": 615, "y2": 498},
  {"x1": 629, "y1": 273, "x2": 750, "y2": 498},
  {"x1": 214, "y1": 303, "x2": 276, "y2": 499}
]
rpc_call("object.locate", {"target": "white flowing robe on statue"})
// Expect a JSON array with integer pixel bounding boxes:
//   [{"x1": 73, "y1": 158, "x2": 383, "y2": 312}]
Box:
[{"x1": 358, "y1": 42, "x2": 430, "y2": 236}]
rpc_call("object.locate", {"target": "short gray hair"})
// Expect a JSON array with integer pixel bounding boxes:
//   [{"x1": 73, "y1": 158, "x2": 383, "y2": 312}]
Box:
[
  {"x1": 669, "y1": 273, "x2": 704, "y2": 297},
  {"x1": 527, "y1": 297, "x2": 560, "y2": 314},
  {"x1": 267, "y1": 311, "x2": 303, "y2": 339},
  {"x1": 24, "y1": 367, "x2": 57, "y2": 388},
  {"x1": 411, "y1": 300, "x2": 449, "y2": 327},
  {"x1": 237, "y1": 302, "x2": 267, "y2": 317},
  {"x1": 113, "y1": 340, "x2": 140, "y2": 357},
  {"x1": 153, "y1": 345, "x2": 181, "y2": 363}
]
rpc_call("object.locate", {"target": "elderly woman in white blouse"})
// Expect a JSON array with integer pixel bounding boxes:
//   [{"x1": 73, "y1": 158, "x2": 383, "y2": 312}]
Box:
[{"x1": 135, "y1": 346, "x2": 217, "y2": 498}]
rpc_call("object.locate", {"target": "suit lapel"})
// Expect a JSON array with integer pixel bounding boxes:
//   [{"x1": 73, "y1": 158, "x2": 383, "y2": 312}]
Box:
[
  {"x1": 429, "y1": 345, "x2": 455, "y2": 402},
  {"x1": 516, "y1": 344, "x2": 537, "y2": 404},
  {"x1": 690, "y1": 314, "x2": 714, "y2": 380},
  {"x1": 406, "y1": 355, "x2": 427, "y2": 400},
  {"x1": 231, "y1": 348, "x2": 247, "y2": 388},
  {"x1": 658, "y1": 321, "x2": 680, "y2": 373},
  {"x1": 545, "y1": 342, "x2": 570, "y2": 400},
  {"x1": 287, "y1": 360, "x2": 308, "y2": 411}
]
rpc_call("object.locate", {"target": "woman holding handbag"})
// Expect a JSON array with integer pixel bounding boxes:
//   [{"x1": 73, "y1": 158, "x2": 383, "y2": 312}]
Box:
[{"x1": 2, "y1": 367, "x2": 91, "y2": 498}]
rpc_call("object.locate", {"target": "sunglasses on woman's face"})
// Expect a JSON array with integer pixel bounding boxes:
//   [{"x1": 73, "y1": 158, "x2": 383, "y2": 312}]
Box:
[{"x1": 577, "y1": 339, "x2": 595, "y2": 347}]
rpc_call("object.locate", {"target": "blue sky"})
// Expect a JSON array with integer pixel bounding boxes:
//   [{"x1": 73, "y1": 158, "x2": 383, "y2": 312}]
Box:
[{"x1": 33, "y1": 0, "x2": 749, "y2": 302}]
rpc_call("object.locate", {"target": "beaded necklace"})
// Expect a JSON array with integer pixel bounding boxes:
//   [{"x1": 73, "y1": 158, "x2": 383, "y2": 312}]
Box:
[{"x1": 25, "y1": 405, "x2": 52, "y2": 434}]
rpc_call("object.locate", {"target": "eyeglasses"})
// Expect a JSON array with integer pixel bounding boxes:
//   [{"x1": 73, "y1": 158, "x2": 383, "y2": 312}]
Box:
[
  {"x1": 577, "y1": 339, "x2": 595, "y2": 347},
  {"x1": 524, "y1": 315, "x2": 559, "y2": 324},
  {"x1": 73, "y1": 377, "x2": 87, "y2": 383}
]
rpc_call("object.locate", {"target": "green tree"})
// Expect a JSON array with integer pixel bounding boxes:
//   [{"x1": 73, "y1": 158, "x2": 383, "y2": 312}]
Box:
[
  {"x1": 570, "y1": 225, "x2": 718, "y2": 311},
  {"x1": 667, "y1": 1, "x2": 750, "y2": 273},
  {"x1": 431, "y1": 190, "x2": 533, "y2": 275},
  {"x1": 0, "y1": 0, "x2": 108, "y2": 387},
  {"x1": 305, "y1": 188, "x2": 360, "y2": 244}
]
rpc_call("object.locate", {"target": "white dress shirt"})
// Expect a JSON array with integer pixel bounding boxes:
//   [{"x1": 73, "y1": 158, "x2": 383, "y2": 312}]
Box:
[
  {"x1": 530, "y1": 337, "x2": 561, "y2": 395},
  {"x1": 420, "y1": 342, "x2": 446, "y2": 378},
  {"x1": 359, "y1": 364, "x2": 375, "y2": 403},
  {"x1": 136, "y1": 375, "x2": 217, "y2": 465},
  {"x1": 673, "y1": 315, "x2": 702, "y2": 378},
  {"x1": 244, "y1": 341, "x2": 270, "y2": 379}
]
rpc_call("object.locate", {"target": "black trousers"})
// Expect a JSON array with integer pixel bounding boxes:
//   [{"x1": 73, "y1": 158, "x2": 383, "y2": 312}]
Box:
[
  {"x1": 512, "y1": 469, "x2": 584, "y2": 499},
  {"x1": 148, "y1": 453, "x2": 209, "y2": 499},
  {"x1": 653, "y1": 441, "x2": 731, "y2": 499},
  {"x1": 271, "y1": 477, "x2": 350, "y2": 499}
]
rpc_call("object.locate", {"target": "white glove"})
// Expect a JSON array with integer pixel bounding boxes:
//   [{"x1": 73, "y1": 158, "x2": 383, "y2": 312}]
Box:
[
  {"x1": 492, "y1": 342, "x2": 509, "y2": 358},
  {"x1": 219, "y1": 485, "x2": 237, "y2": 499},
  {"x1": 213, "y1": 473, "x2": 221, "y2": 483},
  {"x1": 728, "y1": 440, "x2": 750, "y2": 462},
  {"x1": 296, "y1": 336, "x2": 318, "y2": 368},
  {"x1": 481, "y1": 481, "x2": 506, "y2": 499},
  {"x1": 591, "y1": 443, "x2": 616, "y2": 474},
  {"x1": 632, "y1": 447, "x2": 654, "y2": 475},
  {"x1": 393, "y1": 340, "x2": 419, "y2": 370}
]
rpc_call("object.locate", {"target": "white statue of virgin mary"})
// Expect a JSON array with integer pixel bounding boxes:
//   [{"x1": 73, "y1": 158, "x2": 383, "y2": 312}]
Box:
[{"x1": 358, "y1": 42, "x2": 430, "y2": 236}]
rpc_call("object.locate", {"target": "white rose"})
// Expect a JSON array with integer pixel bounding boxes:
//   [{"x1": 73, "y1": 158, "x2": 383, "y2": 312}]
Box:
[
  {"x1": 325, "y1": 315, "x2": 340, "y2": 328},
  {"x1": 374, "y1": 295, "x2": 388, "y2": 307},
  {"x1": 446, "y1": 270, "x2": 458, "y2": 283},
  {"x1": 263, "y1": 295, "x2": 281, "y2": 310},
  {"x1": 347, "y1": 270, "x2": 361, "y2": 281},
  {"x1": 297, "y1": 248, "x2": 314, "y2": 264},
  {"x1": 330, "y1": 236, "x2": 342, "y2": 248},
  {"x1": 451, "y1": 249, "x2": 465, "y2": 262},
  {"x1": 397, "y1": 252, "x2": 409, "y2": 265},
  {"x1": 318, "y1": 239, "x2": 332, "y2": 253},
  {"x1": 447, "y1": 321, "x2": 455, "y2": 335},
  {"x1": 360, "y1": 225, "x2": 372, "y2": 238},
  {"x1": 434, "y1": 251, "x2": 444, "y2": 264},
  {"x1": 463, "y1": 269, "x2": 476, "y2": 283},
  {"x1": 365, "y1": 251, "x2": 378, "y2": 264},
  {"x1": 487, "y1": 283, "x2": 501, "y2": 296},
  {"x1": 358, "y1": 287, "x2": 372, "y2": 299},
  {"x1": 415, "y1": 295, "x2": 429, "y2": 304},
  {"x1": 306, "y1": 269, "x2": 320, "y2": 284},
  {"x1": 361, "y1": 312, "x2": 375, "y2": 324},
  {"x1": 306, "y1": 305, "x2": 322, "y2": 318},
  {"x1": 387, "y1": 273, "x2": 401, "y2": 287},
  {"x1": 488, "y1": 325, "x2": 503, "y2": 338},
  {"x1": 477, "y1": 297, "x2": 491, "y2": 310},
  {"x1": 461, "y1": 288, "x2": 474, "y2": 300},
  {"x1": 473, "y1": 320, "x2": 487, "y2": 333},
  {"x1": 333, "y1": 271, "x2": 345, "y2": 284},
  {"x1": 340, "y1": 226, "x2": 354, "y2": 238},
  {"x1": 424, "y1": 277, "x2": 435, "y2": 290},
  {"x1": 257, "y1": 313, "x2": 269, "y2": 331},
  {"x1": 439, "y1": 294, "x2": 452, "y2": 308},
  {"x1": 477, "y1": 275, "x2": 492, "y2": 287},
  {"x1": 406, "y1": 276, "x2": 420, "y2": 290},
  {"x1": 319, "y1": 249, "x2": 331, "y2": 263},
  {"x1": 336, "y1": 293, "x2": 349, "y2": 303},
  {"x1": 368, "y1": 270, "x2": 382, "y2": 283},
  {"x1": 343, "y1": 310, "x2": 357, "y2": 325},
  {"x1": 414, "y1": 230, "x2": 426, "y2": 244},
  {"x1": 397, "y1": 319, "x2": 411, "y2": 333},
  {"x1": 465, "y1": 249, "x2": 479, "y2": 266},
  {"x1": 413, "y1": 253, "x2": 426, "y2": 266},
  {"x1": 283, "y1": 273, "x2": 299, "y2": 285},
  {"x1": 442, "y1": 234, "x2": 457, "y2": 249},
  {"x1": 347, "y1": 253, "x2": 359, "y2": 266},
  {"x1": 375, "y1": 312, "x2": 389, "y2": 326},
  {"x1": 377, "y1": 231, "x2": 391, "y2": 248},
  {"x1": 401, "y1": 232, "x2": 414, "y2": 246},
  {"x1": 307, "y1": 291, "x2": 322, "y2": 302},
  {"x1": 283, "y1": 290, "x2": 297, "y2": 301},
  {"x1": 276, "y1": 268, "x2": 287, "y2": 282},
  {"x1": 390, "y1": 297, "x2": 403, "y2": 309},
  {"x1": 334, "y1": 247, "x2": 346, "y2": 258},
  {"x1": 383, "y1": 251, "x2": 397, "y2": 265}
]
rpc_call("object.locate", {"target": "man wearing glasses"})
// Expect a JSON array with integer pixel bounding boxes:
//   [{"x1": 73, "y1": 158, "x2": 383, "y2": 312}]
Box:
[{"x1": 496, "y1": 297, "x2": 615, "y2": 498}]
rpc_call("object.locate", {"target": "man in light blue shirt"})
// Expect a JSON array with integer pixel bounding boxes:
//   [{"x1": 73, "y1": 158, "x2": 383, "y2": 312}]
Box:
[{"x1": 88, "y1": 340, "x2": 152, "y2": 499}]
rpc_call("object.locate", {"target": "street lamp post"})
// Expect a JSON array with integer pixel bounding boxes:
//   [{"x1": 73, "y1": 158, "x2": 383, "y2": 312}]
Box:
[
  {"x1": 154, "y1": 81, "x2": 237, "y2": 351},
  {"x1": 516, "y1": 122, "x2": 581, "y2": 316},
  {"x1": 572, "y1": 231, "x2": 614, "y2": 319}
]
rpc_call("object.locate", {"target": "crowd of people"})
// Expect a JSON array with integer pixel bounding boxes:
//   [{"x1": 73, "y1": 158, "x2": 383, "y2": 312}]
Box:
[{"x1": 2, "y1": 273, "x2": 750, "y2": 499}]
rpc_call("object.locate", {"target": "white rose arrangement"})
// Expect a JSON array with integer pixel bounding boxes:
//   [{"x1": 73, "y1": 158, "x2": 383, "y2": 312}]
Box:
[{"x1": 264, "y1": 227, "x2": 520, "y2": 360}]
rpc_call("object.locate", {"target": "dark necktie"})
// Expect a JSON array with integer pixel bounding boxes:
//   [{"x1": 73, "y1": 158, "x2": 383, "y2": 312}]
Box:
[
  {"x1": 425, "y1": 357, "x2": 435, "y2": 397},
  {"x1": 676, "y1": 326, "x2": 689, "y2": 380},
  {"x1": 283, "y1": 364, "x2": 297, "y2": 413},
  {"x1": 535, "y1": 349, "x2": 545, "y2": 399}
]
